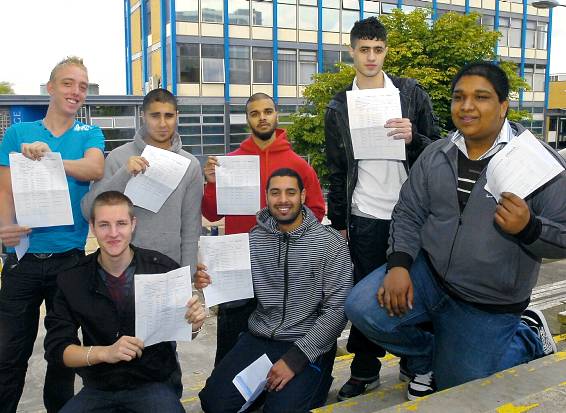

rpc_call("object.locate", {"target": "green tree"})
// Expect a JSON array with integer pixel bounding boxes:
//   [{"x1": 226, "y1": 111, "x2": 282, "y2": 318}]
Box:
[
  {"x1": 288, "y1": 9, "x2": 530, "y2": 183},
  {"x1": 0, "y1": 81, "x2": 15, "y2": 94}
]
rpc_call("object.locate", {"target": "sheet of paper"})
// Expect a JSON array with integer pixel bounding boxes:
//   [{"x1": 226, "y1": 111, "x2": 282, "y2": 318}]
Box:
[
  {"x1": 14, "y1": 234, "x2": 29, "y2": 260},
  {"x1": 125, "y1": 145, "x2": 191, "y2": 213},
  {"x1": 215, "y1": 156, "x2": 260, "y2": 215},
  {"x1": 200, "y1": 233, "x2": 254, "y2": 308},
  {"x1": 485, "y1": 130, "x2": 564, "y2": 201},
  {"x1": 346, "y1": 88, "x2": 405, "y2": 160},
  {"x1": 233, "y1": 353, "x2": 273, "y2": 412},
  {"x1": 9, "y1": 153, "x2": 74, "y2": 228},
  {"x1": 135, "y1": 266, "x2": 192, "y2": 347}
]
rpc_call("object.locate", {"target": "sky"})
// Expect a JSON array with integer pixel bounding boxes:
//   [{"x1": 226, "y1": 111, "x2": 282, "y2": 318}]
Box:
[{"x1": 0, "y1": 0, "x2": 565, "y2": 95}]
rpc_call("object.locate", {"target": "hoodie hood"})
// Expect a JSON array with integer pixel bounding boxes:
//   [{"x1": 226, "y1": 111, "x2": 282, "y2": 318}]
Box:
[
  {"x1": 238, "y1": 128, "x2": 292, "y2": 155},
  {"x1": 133, "y1": 126, "x2": 183, "y2": 154}
]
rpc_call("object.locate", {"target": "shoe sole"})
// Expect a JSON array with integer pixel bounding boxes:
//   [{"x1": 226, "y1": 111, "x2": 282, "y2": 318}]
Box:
[
  {"x1": 336, "y1": 380, "x2": 381, "y2": 401},
  {"x1": 407, "y1": 391, "x2": 433, "y2": 401},
  {"x1": 527, "y1": 308, "x2": 557, "y2": 354}
]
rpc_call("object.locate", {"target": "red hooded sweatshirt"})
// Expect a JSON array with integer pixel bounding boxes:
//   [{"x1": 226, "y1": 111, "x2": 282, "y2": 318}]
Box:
[{"x1": 202, "y1": 128, "x2": 325, "y2": 234}]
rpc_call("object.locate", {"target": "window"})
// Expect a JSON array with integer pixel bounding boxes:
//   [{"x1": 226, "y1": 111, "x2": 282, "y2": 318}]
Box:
[
  {"x1": 202, "y1": 0, "x2": 223, "y2": 23},
  {"x1": 323, "y1": 50, "x2": 340, "y2": 73},
  {"x1": 179, "y1": 44, "x2": 200, "y2": 83},
  {"x1": 481, "y1": 15, "x2": 494, "y2": 30},
  {"x1": 300, "y1": 0, "x2": 317, "y2": 5},
  {"x1": 322, "y1": 8, "x2": 340, "y2": 32},
  {"x1": 299, "y1": 5, "x2": 318, "y2": 30},
  {"x1": 202, "y1": 44, "x2": 225, "y2": 83},
  {"x1": 364, "y1": 0, "x2": 380, "y2": 15},
  {"x1": 299, "y1": 50, "x2": 317, "y2": 85},
  {"x1": 176, "y1": 0, "x2": 198, "y2": 22},
  {"x1": 253, "y1": 1, "x2": 273, "y2": 26},
  {"x1": 342, "y1": 9, "x2": 358, "y2": 33},
  {"x1": 381, "y1": 3, "x2": 397, "y2": 14},
  {"x1": 144, "y1": 0, "x2": 151, "y2": 33},
  {"x1": 229, "y1": 0, "x2": 250, "y2": 25},
  {"x1": 229, "y1": 46, "x2": 250, "y2": 85},
  {"x1": 537, "y1": 22, "x2": 547, "y2": 50},
  {"x1": 525, "y1": 20, "x2": 536, "y2": 49},
  {"x1": 341, "y1": 50, "x2": 353, "y2": 64},
  {"x1": 342, "y1": 0, "x2": 360, "y2": 9},
  {"x1": 278, "y1": 4, "x2": 297, "y2": 29},
  {"x1": 533, "y1": 67, "x2": 545, "y2": 91},
  {"x1": 323, "y1": 0, "x2": 340, "y2": 7},
  {"x1": 253, "y1": 47, "x2": 273, "y2": 84},
  {"x1": 278, "y1": 49, "x2": 297, "y2": 85},
  {"x1": 508, "y1": 18, "x2": 522, "y2": 48}
]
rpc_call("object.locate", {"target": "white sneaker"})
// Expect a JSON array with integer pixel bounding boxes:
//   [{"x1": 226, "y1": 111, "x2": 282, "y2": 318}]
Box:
[
  {"x1": 521, "y1": 308, "x2": 557, "y2": 356},
  {"x1": 407, "y1": 371, "x2": 435, "y2": 401}
]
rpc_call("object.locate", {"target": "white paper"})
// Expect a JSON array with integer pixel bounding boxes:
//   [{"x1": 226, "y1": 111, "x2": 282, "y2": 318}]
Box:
[
  {"x1": 346, "y1": 88, "x2": 405, "y2": 160},
  {"x1": 9, "y1": 153, "x2": 74, "y2": 228},
  {"x1": 14, "y1": 234, "x2": 29, "y2": 260},
  {"x1": 134, "y1": 266, "x2": 193, "y2": 347},
  {"x1": 215, "y1": 156, "x2": 260, "y2": 215},
  {"x1": 485, "y1": 130, "x2": 564, "y2": 201},
  {"x1": 233, "y1": 354, "x2": 273, "y2": 412},
  {"x1": 199, "y1": 234, "x2": 254, "y2": 308},
  {"x1": 124, "y1": 145, "x2": 191, "y2": 213}
]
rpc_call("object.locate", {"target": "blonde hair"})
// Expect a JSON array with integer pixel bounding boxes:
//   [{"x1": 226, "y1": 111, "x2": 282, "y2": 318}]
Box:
[{"x1": 49, "y1": 56, "x2": 88, "y2": 82}]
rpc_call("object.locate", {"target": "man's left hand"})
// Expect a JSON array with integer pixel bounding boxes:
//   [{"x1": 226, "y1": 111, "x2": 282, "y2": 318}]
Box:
[
  {"x1": 494, "y1": 192, "x2": 530, "y2": 235},
  {"x1": 385, "y1": 118, "x2": 412, "y2": 144},
  {"x1": 266, "y1": 359, "x2": 295, "y2": 392},
  {"x1": 21, "y1": 142, "x2": 51, "y2": 160}
]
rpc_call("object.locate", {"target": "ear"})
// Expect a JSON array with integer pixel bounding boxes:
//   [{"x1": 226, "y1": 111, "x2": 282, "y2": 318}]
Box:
[
  {"x1": 349, "y1": 46, "x2": 354, "y2": 59},
  {"x1": 300, "y1": 189, "x2": 306, "y2": 205},
  {"x1": 141, "y1": 111, "x2": 146, "y2": 123},
  {"x1": 500, "y1": 100, "x2": 509, "y2": 119},
  {"x1": 89, "y1": 220, "x2": 94, "y2": 234},
  {"x1": 46, "y1": 80, "x2": 54, "y2": 96},
  {"x1": 131, "y1": 216, "x2": 137, "y2": 233}
]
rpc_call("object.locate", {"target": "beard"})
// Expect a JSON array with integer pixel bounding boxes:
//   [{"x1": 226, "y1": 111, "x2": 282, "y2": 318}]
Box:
[
  {"x1": 270, "y1": 207, "x2": 302, "y2": 227},
  {"x1": 250, "y1": 124, "x2": 276, "y2": 141}
]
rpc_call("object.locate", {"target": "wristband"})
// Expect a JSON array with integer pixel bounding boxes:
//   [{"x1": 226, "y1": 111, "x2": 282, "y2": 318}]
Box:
[{"x1": 86, "y1": 346, "x2": 93, "y2": 367}]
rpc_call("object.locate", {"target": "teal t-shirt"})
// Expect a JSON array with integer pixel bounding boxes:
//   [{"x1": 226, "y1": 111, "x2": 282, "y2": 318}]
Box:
[{"x1": 0, "y1": 120, "x2": 105, "y2": 253}]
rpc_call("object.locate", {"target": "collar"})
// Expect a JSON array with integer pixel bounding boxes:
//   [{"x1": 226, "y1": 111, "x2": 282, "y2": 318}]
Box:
[
  {"x1": 451, "y1": 119, "x2": 513, "y2": 160},
  {"x1": 352, "y1": 72, "x2": 396, "y2": 91}
]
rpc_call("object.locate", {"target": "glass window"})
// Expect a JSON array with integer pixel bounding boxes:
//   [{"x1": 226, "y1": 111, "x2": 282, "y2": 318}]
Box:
[
  {"x1": 401, "y1": 4, "x2": 415, "y2": 13},
  {"x1": 253, "y1": 1, "x2": 273, "y2": 26},
  {"x1": 202, "y1": 44, "x2": 225, "y2": 83},
  {"x1": 533, "y1": 67, "x2": 545, "y2": 91},
  {"x1": 300, "y1": 0, "x2": 317, "y2": 4},
  {"x1": 278, "y1": 4, "x2": 297, "y2": 29},
  {"x1": 508, "y1": 28, "x2": 521, "y2": 48},
  {"x1": 364, "y1": 1, "x2": 380, "y2": 13},
  {"x1": 341, "y1": 50, "x2": 353, "y2": 64},
  {"x1": 176, "y1": 0, "x2": 198, "y2": 22},
  {"x1": 498, "y1": 27, "x2": 509, "y2": 47},
  {"x1": 229, "y1": 0, "x2": 250, "y2": 25},
  {"x1": 278, "y1": 49, "x2": 297, "y2": 85},
  {"x1": 323, "y1": 0, "x2": 340, "y2": 7},
  {"x1": 144, "y1": 0, "x2": 151, "y2": 32},
  {"x1": 482, "y1": 15, "x2": 494, "y2": 29},
  {"x1": 179, "y1": 105, "x2": 201, "y2": 114},
  {"x1": 178, "y1": 125, "x2": 202, "y2": 135},
  {"x1": 202, "y1": 0, "x2": 223, "y2": 23},
  {"x1": 323, "y1": 50, "x2": 340, "y2": 72},
  {"x1": 203, "y1": 125, "x2": 224, "y2": 134},
  {"x1": 526, "y1": 28, "x2": 536, "y2": 49},
  {"x1": 299, "y1": 6, "x2": 318, "y2": 30},
  {"x1": 253, "y1": 47, "x2": 273, "y2": 84},
  {"x1": 342, "y1": 10, "x2": 358, "y2": 33},
  {"x1": 203, "y1": 134, "x2": 224, "y2": 144},
  {"x1": 181, "y1": 136, "x2": 202, "y2": 146},
  {"x1": 91, "y1": 106, "x2": 135, "y2": 117},
  {"x1": 202, "y1": 105, "x2": 225, "y2": 114},
  {"x1": 323, "y1": 8, "x2": 340, "y2": 32},
  {"x1": 382, "y1": 3, "x2": 397, "y2": 14},
  {"x1": 229, "y1": 46, "x2": 250, "y2": 85},
  {"x1": 179, "y1": 43, "x2": 200, "y2": 83},
  {"x1": 299, "y1": 50, "x2": 317, "y2": 85},
  {"x1": 279, "y1": 0, "x2": 297, "y2": 3},
  {"x1": 343, "y1": 0, "x2": 360, "y2": 10},
  {"x1": 537, "y1": 23, "x2": 547, "y2": 50}
]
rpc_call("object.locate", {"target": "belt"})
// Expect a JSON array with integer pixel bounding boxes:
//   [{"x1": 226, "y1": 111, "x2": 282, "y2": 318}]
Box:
[{"x1": 13, "y1": 249, "x2": 83, "y2": 261}]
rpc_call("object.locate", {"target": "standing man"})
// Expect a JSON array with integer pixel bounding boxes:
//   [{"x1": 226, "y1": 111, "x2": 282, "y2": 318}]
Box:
[
  {"x1": 201, "y1": 93, "x2": 326, "y2": 364},
  {"x1": 81, "y1": 88, "x2": 203, "y2": 271},
  {"x1": 0, "y1": 56, "x2": 105, "y2": 412},
  {"x1": 45, "y1": 191, "x2": 205, "y2": 413},
  {"x1": 324, "y1": 17, "x2": 440, "y2": 400},
  {"x1": 198, "y1": 168, "x2": 352, "y2": 413}
]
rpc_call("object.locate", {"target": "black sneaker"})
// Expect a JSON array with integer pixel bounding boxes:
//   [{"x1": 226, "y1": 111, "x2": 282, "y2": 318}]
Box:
[
  {"x1": 337, "y1": 377, "x2": 380, "y2": 401},
  {"x1": 398, "y1": 357, "x2": 413, "y2": 382},
  {"x1": 407, "y1": 371, "x2": 435, "y2": 401},
  {"x1": 521, "y1": 308, "x2": 557, "y2": 356}
]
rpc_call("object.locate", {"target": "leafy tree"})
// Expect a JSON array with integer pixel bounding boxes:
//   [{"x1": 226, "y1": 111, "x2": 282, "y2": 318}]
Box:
[
  {"x1": 288, "y1": 9, "x2": 530, "y2": 183},
  {"x1": 0, "y1": 81, "x2": 15, "y2": 94}
]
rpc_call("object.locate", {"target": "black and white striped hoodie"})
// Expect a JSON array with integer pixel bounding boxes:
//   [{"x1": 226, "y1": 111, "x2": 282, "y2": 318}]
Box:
[{"x1": 248, "y1": 206, "x2": 353, "y2": 373}]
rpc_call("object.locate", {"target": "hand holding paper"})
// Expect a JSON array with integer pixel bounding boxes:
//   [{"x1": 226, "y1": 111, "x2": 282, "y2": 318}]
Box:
[
  {"x1": 233, "y1": 354, "x2": 273, "y2": 413},
  {"x1": 215, "y1": 155, "x2": 260, "y2": 215}
]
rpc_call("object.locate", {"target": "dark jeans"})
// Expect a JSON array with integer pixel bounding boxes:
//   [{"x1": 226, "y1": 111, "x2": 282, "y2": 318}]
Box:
[
  {"x1": 215, "y1": 299, "x2": 257, "y2": 365},
  {"x1": 346, "y1": 215, "x2": 389, "y2": 380},
  {"x1": 60, "y1": 382, "x2": 184, "y2": 413},
  {"x1": 0, "y1": 251, "x2": 82, "y2": 413},
  {"x1": 200, "y1": 333, "x2": 335, "y2": 413}
]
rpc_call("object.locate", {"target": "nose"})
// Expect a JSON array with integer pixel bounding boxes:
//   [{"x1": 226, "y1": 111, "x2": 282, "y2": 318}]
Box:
[
  {"x1": 109, "y1": 224, "x2": 119, "y2": 237},
  {"x1": 159, "y1": 116, "x2": 167, "y2": 126},
  {"x1": 461, "y1": 96, "x2": 474, "y2": 111}
]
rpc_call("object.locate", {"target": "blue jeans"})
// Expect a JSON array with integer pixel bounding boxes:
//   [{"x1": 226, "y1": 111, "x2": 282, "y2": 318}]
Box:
[
  {"x1": 0, "y1": 252, "x2": 81, "y2": 413},
  {"x1": 345, "y1": 252, "x2": 545, "y2": 390},
  {"x1": 60, "y1": 382, "x2": 184, "y2": 413},
  {"x1": 199, "y1": 333, "x2": 335, "y2": 413}
]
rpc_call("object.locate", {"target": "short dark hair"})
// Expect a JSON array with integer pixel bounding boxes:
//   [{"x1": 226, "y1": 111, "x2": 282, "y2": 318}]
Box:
[
  {"x1": 266, "y1": 168, "x2": 304, "y2": 192},
  {"x1": 245, "y1": 92, "x2": 278, "y2": 115},
  {"x1": 142, "y1": 88, "x2": 178, "y2": 112},
  {"x1": 451, "y1": 62, "x2": 509, "y2": 103},
  {"x1": 350, "y1": 16, "x2": 387, "y2": 48},
  {"x1": 90, "y1": 191, "x2": 134, "y2": 223}
]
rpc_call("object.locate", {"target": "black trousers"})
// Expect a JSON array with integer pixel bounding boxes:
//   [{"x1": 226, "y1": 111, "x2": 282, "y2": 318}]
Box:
[{"x1": 214, "y1": 299, "x2": 257, "y2": 366}]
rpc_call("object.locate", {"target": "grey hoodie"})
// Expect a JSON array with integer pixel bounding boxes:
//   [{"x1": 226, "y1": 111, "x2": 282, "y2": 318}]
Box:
[{"x1": 81, "y1": 127, "x2": 203, "y2": 272}]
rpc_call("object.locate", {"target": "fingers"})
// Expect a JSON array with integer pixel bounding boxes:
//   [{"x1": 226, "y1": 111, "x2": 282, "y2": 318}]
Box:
[
  {"x1": 115, "y1": 336, "x2": 144, "y2": 361},
  {"x1": 0, "y1": 224, "x2": 31, "y2": 247},
  {"x1": 204, "y1": 157, "x2": 219, "y2": 183},
  {"x1": 127, "y1": 156, "x2": 150, "y2": 176},
  {"x1": 377, "y1": 286, "x2": 385, "y2": 308},
  {"x1": 194, "y1": 266, "x2": 212, "y2": 289},
  {"x1": 500, "y1": 192, "x2": 523, "y2": 207},
  {"x1": 407, "y1": 284, "x2": 414, "y2": 310},
  {"x1": 21, "y1": 142, "x2": 50, "y2": 160}
]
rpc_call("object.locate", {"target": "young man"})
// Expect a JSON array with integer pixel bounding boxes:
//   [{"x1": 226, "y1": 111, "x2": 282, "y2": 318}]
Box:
[
  {"x1": 324, "y1": 17, "x2": 440, "y2": 400},
  {"x1": 201, "y1": 93, "x2": 326, "y2": 364},
  {"x1": 82, "y1": 88, "x2": 203, "y2": 271},
  {"x1": 44, "y1": 191, "x2": 205, "y2": 412},
  {"x1": 346, "y1": 62, "x2": 566, "y2": 399},
  {"x1": 198, "y1": 168, "x2": 352, "y2": 413},
  {"x1": 0, "y1": 57, "x2": 105, "y2": 413}
]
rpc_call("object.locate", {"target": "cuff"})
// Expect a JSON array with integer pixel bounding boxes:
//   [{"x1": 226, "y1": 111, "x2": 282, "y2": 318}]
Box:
[
  {"x1": 387, "y1": 252, "x2": 413, "y2": 272},
  {"x1": 515, "y1": 214, "x2": 542, "y2": 245},
  {"x1": 281, "y1": 345, "x2": 309, "y2": 374}
]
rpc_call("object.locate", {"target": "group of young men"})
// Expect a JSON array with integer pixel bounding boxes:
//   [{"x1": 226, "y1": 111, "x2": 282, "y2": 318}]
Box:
[{"x1": 1, "y1": 15, "x2": 566, "y2": 413}]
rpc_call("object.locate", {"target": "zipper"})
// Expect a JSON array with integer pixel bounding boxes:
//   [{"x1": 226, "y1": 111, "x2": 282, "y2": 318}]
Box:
[{"x1": 271, "y1": 234, "x2": 290, "y2": 339}]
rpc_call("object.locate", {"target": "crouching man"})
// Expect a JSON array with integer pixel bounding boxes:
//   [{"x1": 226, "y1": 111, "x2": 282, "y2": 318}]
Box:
[
  {"x1": 197, "y1": 168, "x2": 353, "y2": 413},
  {"x1": 44, "y1": 191, "x2": 205, "y2": 412}
]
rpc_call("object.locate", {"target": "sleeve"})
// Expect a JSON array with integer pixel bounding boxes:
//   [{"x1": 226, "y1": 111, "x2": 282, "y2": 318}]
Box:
[
  {"x1": 324, "y1": 106, "x2": 349, "y2": 231},
  {"x1": 201, "y1": 181, "x2": 223, "y2": 222},
  {"x1": 44, "y1": 287, "x2": 81, "y2": 367},
  {"x1": 303, "y1": 165, "x2": 326, "y2": 223},
  {"x1": 84, "y1": 125, "x2": 105, "y2": 153},
  {"x1": 180, "y1": 160, "x2": 204, "y2": 271},
  {"x1": 282, "y1": 235, "x2": 353, "y2": 373},
  {"x1": 406, "y1": 85, "x2": 442, "y2": 167},
  {"x1": 0, "y1": 126, "x2": 19, "y2": 166}
]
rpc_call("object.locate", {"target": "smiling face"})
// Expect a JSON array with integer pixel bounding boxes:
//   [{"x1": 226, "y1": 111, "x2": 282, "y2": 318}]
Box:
[
  {"x1": 266, "y1": 175, "x2": 306, "y2": 233},
  {"x1": 350, "y1": 38, "x2": 388, "y2": 81},
  {"x1": 246, "y1": 98, "x2": 278, "y2": 141},
  {"x1": 142, "y1": 101, "x2": 178, "y2": 149},
  {"x1": 451, "y1": 75, "x2": 509, "y2": 146},
  {"x1": 91, "y1": 203, "x2": 136, "y2": 259},
  {"x1": 47, "y1": 64, "x2": 88, "y2": 117}
]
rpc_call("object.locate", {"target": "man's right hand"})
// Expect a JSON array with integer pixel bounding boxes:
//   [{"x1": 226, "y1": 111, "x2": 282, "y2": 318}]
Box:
[
  {"x1": 377, "y1": 267, "x2": 414, "y2": 317},
  {"x1": 21, "y1": 142, "x2": 51, "y2": 160},
  {"x1": 203, "y1": 156, "x2": 219, "y2": 183},
  {"x1": 0, "y1": 224, "x2": 31, "y2": 247},
  {"x1": 127, "y1": 156, "x2": 150, "y2": 176},
  {"x1": 99, "y1": 336, "x2": 144, "y2": 364},
  {"x1": 194, "y1": 263, "x2": 212, "y2": 289}
]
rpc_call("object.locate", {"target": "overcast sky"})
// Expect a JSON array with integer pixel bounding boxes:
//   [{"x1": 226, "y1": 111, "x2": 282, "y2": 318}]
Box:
[{"x1": 0, "y1": 0, "x2": 565, "y2": 95}]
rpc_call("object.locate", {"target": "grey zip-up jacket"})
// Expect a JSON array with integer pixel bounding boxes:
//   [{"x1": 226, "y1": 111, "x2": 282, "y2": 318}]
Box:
[
  {"x1": 81, "y1": 128, "x2": 203, "y2": 271},
  {"x1": 247, "y1": 206, "x2": 352, "y2": 373},
  {"x1": 388, "y1": 122, "x2": 566, "y2": 306}
]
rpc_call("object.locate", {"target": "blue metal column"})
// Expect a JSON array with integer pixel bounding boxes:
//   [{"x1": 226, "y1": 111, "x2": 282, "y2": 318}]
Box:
[
  {"x1": 124, "y1": 0, "x2": 133, "y2": 94},
  {"x1": 360, "y1": 0, "x2": 364, "y2": 19},
  {"x1": 494, "y1": 0, "x2": 500, "y2": 57},
  {"x1": 397, "y1": 0, "x2": 403, "y2": 9},
  {"x1": 141, "y1": 0, "x2": 148, "y2": 87},
  {"x1": 432, "y1": 0, "x2": 438, "y2": 21},
  {"x1": 544, "y1": 9, "x2": 553, "y2": 140},
  {"x1": 160, "y1": 0, "x2": 167, "y2": 89},
  {"x1": 170, "y1": 0, "x2": 177, "y2": 94},
  {"x1": 273, "y1": 0, "x2": 279, "y2": 102},
  {"x1": 318, "y1": 0, "x2": 323, "y2": 73},
  {"x1": 223, "y1": 0, "x2": 230, "y2": 103},
  {"x1": 519, "y1": 0, "x2": 528, "y2": 107},
  {"x1": 465, "y1": 0, "x2": 470, "y2": 14}
]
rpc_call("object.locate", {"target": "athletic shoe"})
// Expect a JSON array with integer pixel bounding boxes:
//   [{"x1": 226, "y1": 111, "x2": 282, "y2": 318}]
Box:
[
  {"x1": 398, "y1": 357, "x2": 413, "y2": 382},
  {"x1": 407, "y1": 371, "x2": 436, "y2": 401},
  {"x1": 521, "y1": 308, "x2": 557, "y2": 356},
  {"x1": 337, "y1": 376, "x2": 380, "y2": 401}
]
